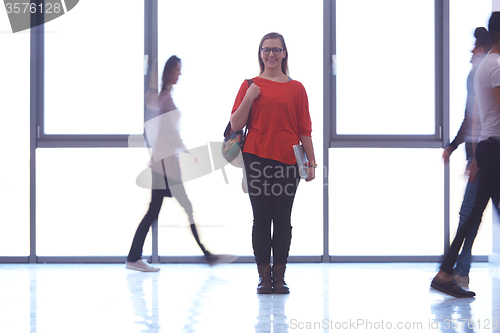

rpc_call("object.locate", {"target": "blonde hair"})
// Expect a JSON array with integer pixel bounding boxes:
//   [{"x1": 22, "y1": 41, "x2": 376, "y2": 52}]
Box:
[{"x1": 258, "y1": 32, "x2": 289, "y2": 75}]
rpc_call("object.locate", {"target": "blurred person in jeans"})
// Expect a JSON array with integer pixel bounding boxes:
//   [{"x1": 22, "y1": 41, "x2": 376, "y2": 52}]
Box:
[
  {"x1": 442, "y1": 27, "x2": 492, "y2": 287},
  {"x1": 431, "y1": 13, "x2": 500, "y2": 297}
]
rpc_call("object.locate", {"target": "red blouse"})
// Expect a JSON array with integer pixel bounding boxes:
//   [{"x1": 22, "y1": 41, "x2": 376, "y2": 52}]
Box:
[{"x1": 231, "y1": 77, "x2": 312, "y2": 165}]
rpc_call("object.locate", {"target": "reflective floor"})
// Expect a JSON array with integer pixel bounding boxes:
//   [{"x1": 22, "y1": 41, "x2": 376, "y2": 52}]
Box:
[{"x1": 0, "y1": 262, "x2": 499, "y2": 332}]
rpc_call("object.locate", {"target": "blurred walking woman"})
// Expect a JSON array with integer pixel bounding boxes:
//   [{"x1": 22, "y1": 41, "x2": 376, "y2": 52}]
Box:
[
  {"x1": 230, "y1": 33, "x2": 316, "y2": 294},
  {"x1": 126, "y1": 56, "x2": 232, "y2": 272}
]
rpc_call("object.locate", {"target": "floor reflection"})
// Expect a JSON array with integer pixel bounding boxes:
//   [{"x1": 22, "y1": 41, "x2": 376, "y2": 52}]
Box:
[
  {"x1": 0, "y1": 263, "x2": 498, "y2": 333},
  {"x1": 255, "y1": 294, "x2": 289, "y2": 333},
  {"x1": 126, "y1": 272, "x2": 160, "y2": 332},
  {"x1": 430, "y1": 297, "x2": 476, "y2": 333}
]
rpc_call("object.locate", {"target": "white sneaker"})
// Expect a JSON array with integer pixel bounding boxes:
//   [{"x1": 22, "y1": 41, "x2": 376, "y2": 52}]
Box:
[{"x1": 126, "y1": 259, "x2": 160, "y2": 272}]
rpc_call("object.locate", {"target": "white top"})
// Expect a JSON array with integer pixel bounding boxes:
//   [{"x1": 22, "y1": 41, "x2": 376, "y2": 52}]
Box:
[
  {"x1": 144, "y1": 90, "x2": 186, "y2": 182},
  {"x1": 474, "y1": 52, "x2": 500, "y2": 141}
]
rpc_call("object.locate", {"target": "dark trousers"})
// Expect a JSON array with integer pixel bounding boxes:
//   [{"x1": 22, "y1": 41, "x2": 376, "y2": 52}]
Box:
[
  {"x1": 127, "y1": 174, "x2": 208, "y2": 262},
  {"x1": 441, "y1": 138, "x2": 500, "y2": 274},
  {"x1": 243, "y1": 153, "x2": 300, "y2": 265}
]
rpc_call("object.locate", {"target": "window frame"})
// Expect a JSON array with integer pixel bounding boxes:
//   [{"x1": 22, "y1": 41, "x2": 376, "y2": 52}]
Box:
[
  {"x1": 6, "y1": 0, "x2": 489, "y2": 264},
  {"x1": 322, "y1": 0, "x2": 455, "y2": 263},
  {"x1": 35, "y1": 2, "x2": 153, "y2": 148},
  {"x1": 327, "y1": 0, "x2": 449, "y2": 150}
]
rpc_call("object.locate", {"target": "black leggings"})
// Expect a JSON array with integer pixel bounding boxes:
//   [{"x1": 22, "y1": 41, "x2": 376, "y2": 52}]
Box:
[
  {"x1": 127, "y1": 174, "x2": 208, "y2": 262},
  {"x1": 243, "y1": 153, "x2": 300, "y2": 265},
  {"x1": 440, "y1": 138, "x2": 500, "y2": 274}
]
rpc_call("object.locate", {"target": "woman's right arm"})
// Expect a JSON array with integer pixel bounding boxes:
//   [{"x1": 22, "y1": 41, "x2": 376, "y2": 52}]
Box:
[{"x1": 230, "y1": 83, "x2": 260, "y2": 131}]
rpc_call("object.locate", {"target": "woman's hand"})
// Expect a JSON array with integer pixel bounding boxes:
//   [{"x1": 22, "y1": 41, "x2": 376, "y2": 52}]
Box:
[
  {"x1": 306, "y1": 165, "x2": 316, "y2": 182},
  {"x1": 442, "y1": 146, "x2": 453, "y2": 165},
  {"x1": 246, "y1": 83, "x2": 261, "y2": 101},
  {"x1": 300, "y1": 135, "x2": 316, "y2": 182},
  {"x1": 468, "y1": 159, "x2": 479, "y2": 183}
]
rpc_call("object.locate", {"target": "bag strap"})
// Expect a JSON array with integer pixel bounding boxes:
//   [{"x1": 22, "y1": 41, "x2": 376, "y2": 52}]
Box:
[{"x1": 243, "y1": 79, "x2": 254, "y2": 137}]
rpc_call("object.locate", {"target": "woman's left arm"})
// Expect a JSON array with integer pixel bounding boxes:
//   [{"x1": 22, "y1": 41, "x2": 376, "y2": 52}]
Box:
[{"x1": 300, "y1": 134, "x2": 316, "y2": 182}]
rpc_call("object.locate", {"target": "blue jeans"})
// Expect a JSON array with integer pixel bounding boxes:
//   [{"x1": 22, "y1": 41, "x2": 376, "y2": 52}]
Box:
[
  {"x1": 441, "y1": 138, "x2": 500, "y2": 275},
  {"x1": 454, "y1": 177, "x2": 480, "y2": 275}
]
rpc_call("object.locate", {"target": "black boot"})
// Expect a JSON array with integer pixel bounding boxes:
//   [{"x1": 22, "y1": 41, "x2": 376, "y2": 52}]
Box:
[
  {"x1": 257, "y1": 264, "x2": 273, "y2": 294},
  {"x1": 272, "y1": 263, "x2": 290, "y2": 294}
]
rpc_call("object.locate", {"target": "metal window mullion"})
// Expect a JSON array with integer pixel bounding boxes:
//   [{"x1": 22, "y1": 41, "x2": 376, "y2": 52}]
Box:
[
  {"x1": 30, "y1": 0, "x2": 45, "y2": 264},
  {"x1": 437, "y1": 0, "x2": 450, "y2": 253},
  {"x1": 324, "y1": 0, "x2": 335, "y2": 262},
  {"x1": 145, "y1": 0, "x2": 159, "y2": 263}
]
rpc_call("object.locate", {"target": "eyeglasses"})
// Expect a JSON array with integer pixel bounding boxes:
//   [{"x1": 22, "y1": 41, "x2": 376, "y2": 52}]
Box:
[{"x1": 260, "y1": 48, "x2": 284, "y2": 55}]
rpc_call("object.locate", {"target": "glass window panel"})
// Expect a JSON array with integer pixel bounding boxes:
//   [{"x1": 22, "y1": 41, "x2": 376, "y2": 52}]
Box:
[
  {"x1": 0, "y1": 17, "x2": 30, "y2": 256},
  {"x1": 157, "y1": 164, "x2": 255, "y2": 256},
  {"x1": 36, "y1": 148, "x2": 153, "y2": 256},
  {"x1": 157, "y1": 0, "x2": 323, "y2": 256},
  {"x1": 329, "y1": 148, "x2": 444, "y2": 256},
  {"x1": 449, "y1": 1, "x2": 492, "y2": 255},
  {"x1": 44, "y1": 1, "x2": 144, "y2": 135},
  {"x1": 336, "y1": 0, "x2": 435, "y2": 135}
]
